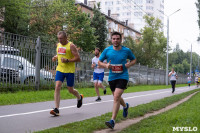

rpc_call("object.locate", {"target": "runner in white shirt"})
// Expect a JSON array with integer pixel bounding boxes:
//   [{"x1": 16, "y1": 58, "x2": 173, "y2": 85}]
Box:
[
  {"x1": 187, "y1": 76, "x2": 192, "y2": 87},
  {"x1": 168, "y1": 68, "x2": 178, "y2": 93},
  {"x1": 91, "y1": 48, "x2": 107, "y2": 101}
]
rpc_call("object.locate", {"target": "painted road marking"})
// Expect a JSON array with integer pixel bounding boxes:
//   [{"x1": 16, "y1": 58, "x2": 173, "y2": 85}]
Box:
[{"x1": 0, "y1": 88, "x2": 192, "y2": 118}]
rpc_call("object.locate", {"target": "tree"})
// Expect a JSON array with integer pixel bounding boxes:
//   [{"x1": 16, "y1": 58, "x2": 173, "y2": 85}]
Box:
[
  {"x1": 138, "y1": 15, "x2": 167, "y2": 68},
  {"x1": 168, "y1": 46, "x2": 199, "y2": 74},
  {"x1": 91, "y1": 3, "x2": 108, "y2": 51},
  {"x1": 30, "y1": 0, "x2": 67, "y2": 43},
  {"x1": 65, "y1": 0, "x2": 97, "y2": 52},
  {"x1": 196, "y1": 0, "x2": 200, "y2": 41},
  {"x1": 0, "y1": 0, "x2": 30, "y2": 35},
  {"x1": 30, "y1": 0, "x2": 97, "y2": 51}
]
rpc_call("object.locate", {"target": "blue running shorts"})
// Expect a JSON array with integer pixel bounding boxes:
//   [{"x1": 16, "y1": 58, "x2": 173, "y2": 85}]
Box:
[
  {"x1": 55, "y1": 71, "x2": 74, "y2": 87},
  {"x1": 93, "y1": 72, "x2": 104, "y2": 83}
]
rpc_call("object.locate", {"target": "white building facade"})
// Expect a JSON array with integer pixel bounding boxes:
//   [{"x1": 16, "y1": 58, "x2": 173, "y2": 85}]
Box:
[{"x1": 88, "y1": 0, "x2": 164, "y2": 31}]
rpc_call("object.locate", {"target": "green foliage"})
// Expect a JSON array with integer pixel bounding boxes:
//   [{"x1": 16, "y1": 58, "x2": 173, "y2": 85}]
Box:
[
  {"x1": 123, "y1": 36, "x2": 136, "y2": 52},
  {"x1": 91, "y1": 3, "x2": 108, "y2": 51},
  {"x1": 0, "y1": 84, "x2": 189, "y2": 105},
  {"x1": 138, "y1": 15, "x2": 167, "y2": 68},
  {"x1": 0, "y1": 0, "x2": 31, "y2": 35},
  {"x1": 121, "y1": 90, "x2": 200, "y2": 133},
  {"x1": 65, "y1": 0, "x2": 97, "y2": 52},
  {"x1": 30, "y1": 0, "x2": 67, "y2": 43},
  {"x1": 1, "y1": 0, "x2": 97, "y2": 51},
  {"x1": 196, "y1": 0, "x2": 200, "y2": 41},
  {"x1": 169, "y1": 44, "x2": 199, "y2": 74}
]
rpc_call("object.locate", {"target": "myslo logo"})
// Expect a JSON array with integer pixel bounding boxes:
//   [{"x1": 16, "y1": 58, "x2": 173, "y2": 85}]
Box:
[{"x1": 173, "y1": 127, "x2": 198, "y2": 131}]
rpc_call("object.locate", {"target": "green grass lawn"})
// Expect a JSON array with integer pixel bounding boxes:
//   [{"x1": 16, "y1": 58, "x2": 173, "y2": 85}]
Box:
[
  {"x1": 0, "y1": 84, "x2": 189, "y2": 105},
  {"x1": 34, "y1": 88, "x2": 199, "y2": 133},
  {"x1": 120, "y1": 90, "x2": 200, "y2": 133}
]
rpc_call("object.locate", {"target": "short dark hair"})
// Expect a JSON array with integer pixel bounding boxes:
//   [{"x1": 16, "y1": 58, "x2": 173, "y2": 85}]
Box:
[
  {"x1": 95, "y1": 47, "x2": 100, "y2": 52},
  {"x1": 111, "y1": 32, "x2": 122, "y2": 39},
  {"x1": 57, "y1": 31, "x2": 67, "y2": 38}
]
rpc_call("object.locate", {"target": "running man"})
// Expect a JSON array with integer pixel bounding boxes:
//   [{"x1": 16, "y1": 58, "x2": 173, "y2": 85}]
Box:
[
  {"x1": 168, "y1": 68, "x2": 178, "y2": 93},
  {"x1": 195, "y1": 76, "x2": 199, "y2": 87},
  {"x1": 50, "y1": 31, "x2": 83, "y2": 116},
  {"x1": 91, "y1": 48, "x2": 107, "y2": 101},
  {"x1": 187, "y1": 76, "x2": 192, "y2": 87},
  {"x1": 98, "y1": 32, "x2": 136, "y2": 129}
]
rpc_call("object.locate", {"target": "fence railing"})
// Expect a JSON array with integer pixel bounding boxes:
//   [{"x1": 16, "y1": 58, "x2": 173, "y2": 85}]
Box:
[{"x1": 0, "y1": 31, "x2": 191, "y2": 91}]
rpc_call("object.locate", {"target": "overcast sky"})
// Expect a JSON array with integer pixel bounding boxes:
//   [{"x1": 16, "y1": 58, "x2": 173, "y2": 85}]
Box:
[
  {"x1": 164, "y1": 0, "x2": 199, "y2": 55},
  {"x1": 78, "y1": 0, "x2": 200, "y2": 55}
]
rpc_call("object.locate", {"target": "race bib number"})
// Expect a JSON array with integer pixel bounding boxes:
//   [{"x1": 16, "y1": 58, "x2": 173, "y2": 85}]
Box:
[
  {"x1": 111, "y1": 64, "x2": 123, "y2": 73},
  {"x1": 58, "y1": 47, "x2": 66, "y2": 55}
]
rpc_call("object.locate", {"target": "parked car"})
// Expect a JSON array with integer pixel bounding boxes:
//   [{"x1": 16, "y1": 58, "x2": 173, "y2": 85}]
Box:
[
  {"x1": 0, "y1": 54, "x2": 54, "y2": 84},
  {"x1": 0, "y1": 45, "x2": 20, "y2": 55}
]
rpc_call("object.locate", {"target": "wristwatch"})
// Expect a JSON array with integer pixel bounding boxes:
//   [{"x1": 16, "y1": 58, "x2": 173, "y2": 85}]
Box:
[{"x1": 66, "y1": 59, "x2": 69, "y2": 63}]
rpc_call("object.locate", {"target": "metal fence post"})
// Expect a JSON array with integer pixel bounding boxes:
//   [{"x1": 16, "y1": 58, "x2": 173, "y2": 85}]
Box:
[
  {"x1": 147, "y1": 65, "x2": 148, "y2": 85},
  {"x1": 35, "y1": 36, "x2": 41, "y2": 90},
  {"x1": 138, "y1": 63, "x2": 140, "y2": 84}
]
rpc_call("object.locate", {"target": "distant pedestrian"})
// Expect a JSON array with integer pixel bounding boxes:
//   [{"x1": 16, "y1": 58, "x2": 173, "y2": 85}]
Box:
[
  {"x1": 91, "y1": 48, "x2": 107, "y2": 101},
  {"x1": 187, "y1": 76, "x2": 192, "y2": 87},
  {"x1": 98, "y1": 32, "x2": 136, "y2": 129},
  {"x1": 50, "y1": 31, "x2": 83, "y2": 116},
  {"x1": 168, "y1": 68, "x2": 178, "y2": 93},
  {"x1": 195, "y1": 76, "x2": 199, "y2": 87}
]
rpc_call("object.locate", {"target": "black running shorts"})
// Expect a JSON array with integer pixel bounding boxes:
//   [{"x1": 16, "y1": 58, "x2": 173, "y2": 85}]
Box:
[{"x1": 108, "y1": 79, "x2": 128, "y2": 92}]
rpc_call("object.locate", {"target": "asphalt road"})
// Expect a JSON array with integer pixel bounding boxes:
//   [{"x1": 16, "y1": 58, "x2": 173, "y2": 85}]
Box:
[{"x1": 0, "y1": 86, "x2": 198, "y2": 133}]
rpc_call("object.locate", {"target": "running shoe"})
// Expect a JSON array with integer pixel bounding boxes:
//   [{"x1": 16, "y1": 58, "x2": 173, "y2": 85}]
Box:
[
  {"x1": 123, "y1": 103, "x2": 129, "y2": 118},
  {"x1": 105, "y1": 120, "x2": 115, "y2": 129},
  {"x1": 50, "y1": 108, "x2": 59, "y2": 116},
  {"x1": 77, "y1": 94, "x2": 83, "y2": 108},
  {"x1": 103, "y1": 89, "x2": 107, "y2": 95},
  {"x1": 95, "y1": 97, "x2": 101, "y2": 101}
]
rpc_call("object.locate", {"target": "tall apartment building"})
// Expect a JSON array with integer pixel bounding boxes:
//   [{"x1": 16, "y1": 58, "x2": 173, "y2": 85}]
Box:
[{"x1": 88, "y1": 0, "x2": 164, "y2": 31}]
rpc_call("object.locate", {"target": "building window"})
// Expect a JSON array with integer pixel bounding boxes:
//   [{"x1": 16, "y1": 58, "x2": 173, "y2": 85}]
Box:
[
  {"x1": 116, "y1": 7, "x2": 120, "y2": 11},
  {"x1": 117, "y1": 1, "x2": 120, "y2": 4},
  {"x1": 146, "y1": 6, "x2": 153, "y2": 10},
  {"x1": 127, "y1": 12, "x2": 131, "y2": 15},
  {"x1": 134, "y1": 12, "x2": 143, "y2": 16},
  {"x1": 134, "y1": 0, "x2": 143, "y2": 4}
]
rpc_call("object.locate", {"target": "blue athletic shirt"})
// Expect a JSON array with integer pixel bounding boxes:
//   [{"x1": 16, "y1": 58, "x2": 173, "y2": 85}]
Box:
[{"x1": 99, "y1": 45, "x2": 136, "y2": 81}]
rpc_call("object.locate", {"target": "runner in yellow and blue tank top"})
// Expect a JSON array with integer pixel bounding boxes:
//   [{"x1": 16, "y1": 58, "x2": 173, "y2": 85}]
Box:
[
  {"x1": 98, "y1": 32, "x2": 136, "y2": 129},
  {"x1": 50, "y1": 31, "x2": 83, "y2": 116}
]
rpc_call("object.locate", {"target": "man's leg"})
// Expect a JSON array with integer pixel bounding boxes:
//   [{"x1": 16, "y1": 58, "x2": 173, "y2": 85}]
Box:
[
  {"x1": 98, "y1": 72, "x2": 106, "y2": 94},
  {"x1": 98, "y1": 82, "x2": 106, "y2": 94},
  {"x1": 54, "y1": 81, "x2": 62, "y2": 108},
  {"x1": 50, "y1": 81, "x2": 62, "y2": 116},
  {"x1": 94, "y1": 82, "x2": 100, "y2": 97},
  {"x1": 67, "y1": 86, "x2": 81, "y2": 99},
  {"x1": 68, "y1": 86, "x2": 83, "y2": 108},
  {"x1": 111, "y1": 88, "x2": 124, "y2": 120},
  {"x1": 66, "y1": 73, "x2": 81, "y2": 99}
]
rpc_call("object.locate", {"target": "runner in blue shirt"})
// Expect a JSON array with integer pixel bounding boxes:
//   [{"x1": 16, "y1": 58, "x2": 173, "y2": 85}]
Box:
[{"x1": 98, "y1": 32, "x2": 136, "y2": 129}]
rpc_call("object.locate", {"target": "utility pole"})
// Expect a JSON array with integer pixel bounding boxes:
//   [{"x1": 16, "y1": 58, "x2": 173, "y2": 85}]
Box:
[
  {"x1": 158, "y1": 9, "x2": 181, "y2": 85},
  {"x1": 190, "y1": 44, "x2": 192, "y2": 78}
]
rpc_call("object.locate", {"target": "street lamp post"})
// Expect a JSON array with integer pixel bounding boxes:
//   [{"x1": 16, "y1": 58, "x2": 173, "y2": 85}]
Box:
[
  {"x1": 164, "y1": 9, "x2": 181, "y2": 85},
  {"x1": 166, "y1": 16, "x2": 169, "y2": 85},
  {"x1": 190, "y1": 44, "x2": 192, "y2": 78}
]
